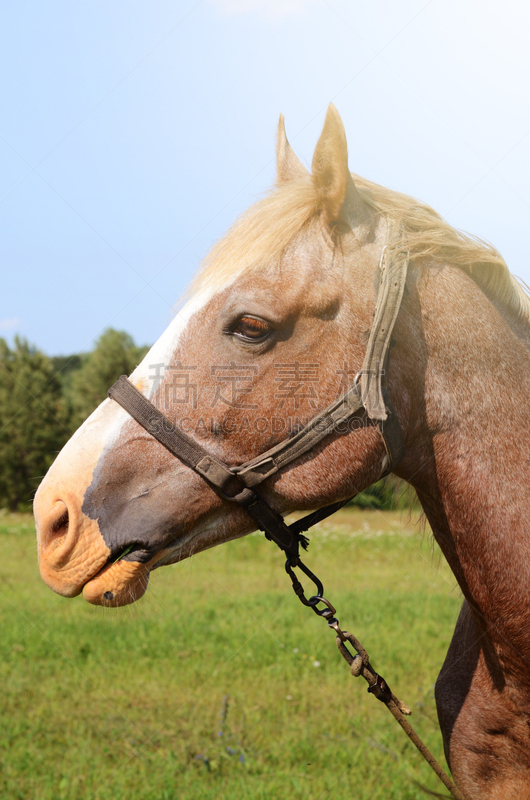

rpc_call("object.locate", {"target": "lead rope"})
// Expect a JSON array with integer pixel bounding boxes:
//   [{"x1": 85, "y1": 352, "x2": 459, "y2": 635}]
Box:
[{"x1": 283, "y1": 556, "x2": 467, "y2": 800}]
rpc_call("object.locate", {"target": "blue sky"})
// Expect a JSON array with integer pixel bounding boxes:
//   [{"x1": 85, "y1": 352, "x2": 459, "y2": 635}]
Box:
[{"x1": 2, "y1": 0, "x2": 530, "y2": 354}]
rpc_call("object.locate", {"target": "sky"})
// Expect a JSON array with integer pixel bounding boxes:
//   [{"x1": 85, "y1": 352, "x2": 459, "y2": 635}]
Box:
[{"x1": 1, "y1": 0, "x2": 530, "y2": 355}]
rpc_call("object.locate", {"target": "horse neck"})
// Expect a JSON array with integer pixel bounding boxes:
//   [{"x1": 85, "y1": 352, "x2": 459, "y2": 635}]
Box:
[{"x1": 399, "y1": 264, "x2": 530, "y2": 671}]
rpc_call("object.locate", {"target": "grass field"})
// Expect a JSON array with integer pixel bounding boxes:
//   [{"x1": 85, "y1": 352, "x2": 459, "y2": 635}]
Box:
[{"x1": 0, "y1": 509, "x2": 463, "y2": 800}]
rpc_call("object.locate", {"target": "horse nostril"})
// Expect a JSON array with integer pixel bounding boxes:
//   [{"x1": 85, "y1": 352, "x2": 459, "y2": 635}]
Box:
[
  {"x1": 36, "y1": 500, "x2": 73, "y2": 561},
  {"x1": 50, "y1": 508, "x2": 69, "y2": 537}
]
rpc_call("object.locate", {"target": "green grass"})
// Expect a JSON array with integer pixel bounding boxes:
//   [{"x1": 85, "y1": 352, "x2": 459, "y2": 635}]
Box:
[{"x1": 0, "y1": 509, "x2": 462, "y2": 800}]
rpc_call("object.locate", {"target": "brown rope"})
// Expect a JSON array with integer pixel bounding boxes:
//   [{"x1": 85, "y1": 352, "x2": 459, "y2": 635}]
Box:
[{"x1": 334, "y1": 629, "x2": 467, "y2": 800}]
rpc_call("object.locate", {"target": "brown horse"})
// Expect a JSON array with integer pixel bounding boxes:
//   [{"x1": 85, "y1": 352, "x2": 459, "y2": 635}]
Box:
[{"x1": 34, "y1": 105, "x2": 530, "y2": 799}]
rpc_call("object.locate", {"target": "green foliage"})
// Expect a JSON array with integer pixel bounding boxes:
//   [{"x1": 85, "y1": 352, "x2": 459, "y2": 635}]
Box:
[
  {"x1": 0, "y1": 337, "x2": 69, "y2": 511},
  {"x1": 0, "y1": 329, "x2": 148, "y2": 510},
  {"x1": 0, "y1": 510, "x2": 461, "y2": 800},
  {"x1": 68, "y1": 328, "x2": 149, "y2": 429},
  {"x1": 350, "y1": 475, "x2": 419, "y2": 511},
  {"x1": 50, "y1": 353, "x2": 84, "y2": 389}
]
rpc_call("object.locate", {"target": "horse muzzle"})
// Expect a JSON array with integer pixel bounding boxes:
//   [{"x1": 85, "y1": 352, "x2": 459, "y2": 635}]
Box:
[{"x1": 34, "y1": 479, "x2": 163, "y2": 607}]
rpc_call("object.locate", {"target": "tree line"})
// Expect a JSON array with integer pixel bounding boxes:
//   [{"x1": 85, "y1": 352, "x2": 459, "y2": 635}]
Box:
[
  {"x1": 0, "y1": 329, "x2": 413, "y2": 512},
  {"x1": 0, "y1": 329, "x2": 148, "y2": 511}
]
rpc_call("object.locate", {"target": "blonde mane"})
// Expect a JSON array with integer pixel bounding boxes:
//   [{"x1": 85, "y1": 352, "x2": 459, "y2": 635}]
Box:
[{"x1": 195, "y1": 174, "x2": 530, "y2": 327}]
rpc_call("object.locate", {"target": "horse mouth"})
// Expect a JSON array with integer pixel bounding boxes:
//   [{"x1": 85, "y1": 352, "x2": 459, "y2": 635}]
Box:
[
  {"x1": 81, "y1": 546, "x2": 159, "y2": 607},
  {"x1": 79, "y1": 524, "x2": 218, "y2": 607}
]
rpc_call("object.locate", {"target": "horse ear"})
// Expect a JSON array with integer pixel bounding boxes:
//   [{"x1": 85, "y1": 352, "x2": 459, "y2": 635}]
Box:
[
  {"x1": 312, "y1": 104, "x2": 360, "y2": 227},
  {"x1": 276, "y1": 114, "x2": 309, "y2": 185}
]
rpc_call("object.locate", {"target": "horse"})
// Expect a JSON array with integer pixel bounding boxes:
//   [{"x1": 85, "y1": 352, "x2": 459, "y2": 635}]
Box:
[{"x1": 34, "y1": 104, "x2": 530, "y2": 799}]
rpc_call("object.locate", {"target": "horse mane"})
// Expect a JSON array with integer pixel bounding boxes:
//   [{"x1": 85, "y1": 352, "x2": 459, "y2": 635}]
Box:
[
  {"x1": 353, "y1": 175, "x2": 530, "y2": 328},
  {"x1": 195, "y1": 174, "x2": 530, "y2": 328}
]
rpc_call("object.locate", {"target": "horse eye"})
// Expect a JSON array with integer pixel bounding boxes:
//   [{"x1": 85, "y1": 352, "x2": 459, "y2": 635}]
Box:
[{"x1": 233, "y1": 316, "x2": 271, "y2": 340}]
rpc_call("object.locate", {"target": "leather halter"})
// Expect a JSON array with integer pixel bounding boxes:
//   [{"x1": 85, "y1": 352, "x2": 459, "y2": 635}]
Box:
[{"x1": 108, "y1": 233, "x2": 409, "y2": 565}]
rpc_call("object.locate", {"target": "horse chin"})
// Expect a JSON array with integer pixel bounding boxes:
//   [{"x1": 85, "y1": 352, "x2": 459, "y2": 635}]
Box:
[{"x1": 81, "y1": 559, "x2": 151, "y2": 607}]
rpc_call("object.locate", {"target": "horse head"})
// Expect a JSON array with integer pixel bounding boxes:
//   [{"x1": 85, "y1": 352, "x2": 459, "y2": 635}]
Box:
[{"x1": 34, "y1": 105, "x2": 415, "y2": 607}]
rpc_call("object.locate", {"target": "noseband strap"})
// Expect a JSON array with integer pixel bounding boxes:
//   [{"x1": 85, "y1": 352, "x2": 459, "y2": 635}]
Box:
[{"x1": 108, "y1": 234, "x2": 408, "y2": 562}]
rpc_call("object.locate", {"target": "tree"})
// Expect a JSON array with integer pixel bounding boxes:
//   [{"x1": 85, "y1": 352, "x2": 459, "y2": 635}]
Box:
[
  {"x1": 349, "y1": 475, "x2": 419, "y2": 510},
  {"x1": 69, "y1": 328, "x2": 148, "y2": 428},
  {"x1": 0, "y1": 337, "x2": 69, "y2": 511}
]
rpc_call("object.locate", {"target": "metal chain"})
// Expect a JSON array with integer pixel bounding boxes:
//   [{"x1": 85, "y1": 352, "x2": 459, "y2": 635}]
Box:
[{"x1": 285, "y1": 556, "x2": 467, "y2": 800}]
